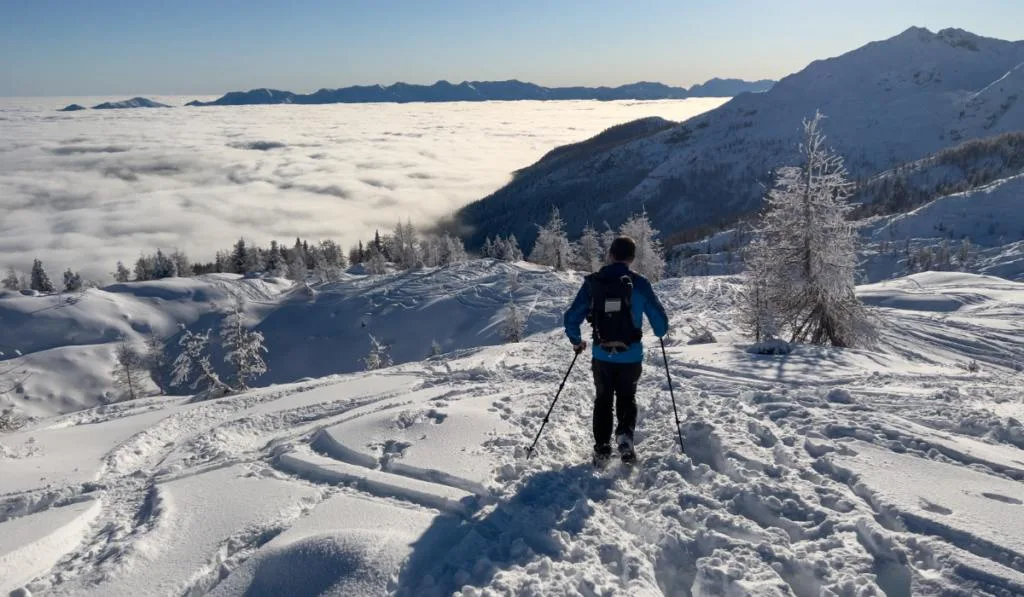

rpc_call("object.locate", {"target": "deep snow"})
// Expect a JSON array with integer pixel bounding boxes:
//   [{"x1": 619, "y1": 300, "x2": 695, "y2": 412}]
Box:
[{"x1": 2, "y1": 268, "x2": 1024, "y2": 595}]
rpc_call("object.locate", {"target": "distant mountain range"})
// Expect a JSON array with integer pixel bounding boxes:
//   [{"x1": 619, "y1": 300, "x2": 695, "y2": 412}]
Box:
[
  {"x1": 457, "y1": 27, "x2": 1024, "y2": 249},
  {"x1": 185, "y1": 78, "x2": 775, "y2": 107},
  {"x1": 59, "y1": 97, "x2": 171, "y2": 111}
]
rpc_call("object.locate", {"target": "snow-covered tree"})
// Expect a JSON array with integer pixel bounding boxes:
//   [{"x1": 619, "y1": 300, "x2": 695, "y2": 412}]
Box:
[
  {"x1": 419, "y1": 235, "x2": 442, "y2": 267},
  {"x1": 2, "y1": 267, "x2": 21, "y2": 291},
  {"x1": 501, "y1": 301, "x2": 525, "y2": 343},
  {"x1": 286, "y1": 249, "x2": 307, "y2": 281},
  {"x1": 144, "y1": 332, "x2": 167, "y2": 393},
  {"x1": 111, "y1": 261, "x2": 130, "y2": 283},
  {"x1": 231, "y1": 238, "x2": 249, "y2": 274},
  {"x1": 482, "y1": 237, "x2": 495, "y2": 259},
  {"x1": 364, "y1": 247, "x2": 388, "y2": 274},
  {"x1": 743, "y1": 112, "x2": 870, "y2": 347},
  {"x1": 429, "y1": 339, "x2": 443, "y2": 358},
  {"x1": 362, "y1": 334, "x2": 393, "y2": 371},
  {"x1": 171, "y1": 329, "x2": 229, "y2": 393},
  {"x1": 30, "y1": 259, "x2": 54, "y2": 293},
  {"x1": 739, "y1": 239, "x2": 778, "y2": 342},
  {"x1": 111, "y1": 337, "x2": 146, "y2": 401},
  {"x1": 600, "y1": 224, "x2": 617, "y2": 258},
  {"x1": 958, "y1": 238, "x2": 973, "y2": 269},
  {"x1": 391, "y1": 220, "x2": 421, "y2": 269},
  {"x1": 530, "y1": 208, "x2": 574, "y2": 270},
  {"x1": 577, "y1": 224, "x2": 603, "y2": 273},
  {"x1": 265, "y1": 241, "x2": 286, "y2": 277},
  {"x1": 170, "y1": 249, "x2": 191, "y2": 277},
  {"x1": 504, "y1": 235, "x2": 523, "y2": 262},
  {"x1": 619, "y1": 209, "x2": 665, "y2": 282},
  {"x1": 440, "y1": 234, "x2": 467, "y2": 265},
  {"x1": 63, "y1": 269, "x2": 83, "y2": 292},
  {"x1": 220, "y1": 306, "x2": 268, "y2": 391}
]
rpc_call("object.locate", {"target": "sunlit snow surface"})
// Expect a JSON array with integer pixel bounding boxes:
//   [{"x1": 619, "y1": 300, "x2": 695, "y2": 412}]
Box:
[
  {"x1": 2, "y1": 269, "x2": 1024, "y2": 595},
  {"x1": 0, "y1": 97, "x2": 725, "y2": 279}
]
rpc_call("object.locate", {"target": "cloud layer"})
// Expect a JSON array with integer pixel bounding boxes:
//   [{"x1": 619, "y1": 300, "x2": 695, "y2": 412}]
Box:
[{"x1": 0, "y1": 96, "x2": 725, "y2": 280}]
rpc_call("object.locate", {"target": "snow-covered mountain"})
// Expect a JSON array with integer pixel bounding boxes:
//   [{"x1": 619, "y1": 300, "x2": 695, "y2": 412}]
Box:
[
  {"x1": 3, "y1": 270, "x2": 1024, "y2": 595},
  {"x1": 89, "y1": 97, "x2": 171, "y2": 109},
  {"x1": 457, "y1": 27, "x2": 1024, "y2": 248},
  {"x1": 184, "y1": 78, "x2": 775, "y2": 107}
]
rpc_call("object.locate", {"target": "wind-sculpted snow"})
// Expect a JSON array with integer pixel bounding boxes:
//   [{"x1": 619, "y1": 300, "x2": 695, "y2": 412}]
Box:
[
  {"x1": 0, "y1": 96, "x2": 722, "y2": 279},
  {"x1": 2, "y1": 271, "x2": 1024, "y2": 595}
]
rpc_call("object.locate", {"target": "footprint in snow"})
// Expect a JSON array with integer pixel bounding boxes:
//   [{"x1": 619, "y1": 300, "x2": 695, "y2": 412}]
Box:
[
  {"x1": 919, "y1": 498, "x2": 953, "y2": 515},
  {"x1": 981, "y1": 492, "x2": 1022, "y2": 505}
]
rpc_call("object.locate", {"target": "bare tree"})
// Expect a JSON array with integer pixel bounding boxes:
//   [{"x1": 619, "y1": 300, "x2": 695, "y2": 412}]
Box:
[{"x1": 111, "y1": 337, "x2": 146, "y2": 401}]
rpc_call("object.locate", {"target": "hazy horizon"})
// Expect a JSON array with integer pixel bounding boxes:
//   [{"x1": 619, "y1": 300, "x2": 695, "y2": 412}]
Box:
[{"x1": 4, "y1": 1, "x2": 1023, "y2": 97}]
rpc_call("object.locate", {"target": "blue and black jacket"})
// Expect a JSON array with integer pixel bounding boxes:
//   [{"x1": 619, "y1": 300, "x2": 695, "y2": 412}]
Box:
[{"x1": 563, "y1": 263, "x2": 669, "y2": 363}]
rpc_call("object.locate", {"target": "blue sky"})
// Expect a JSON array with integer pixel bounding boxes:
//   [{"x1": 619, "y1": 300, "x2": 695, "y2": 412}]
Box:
[{"x1": 2, "y1": 0, "x2": 1022, "y2": 96}]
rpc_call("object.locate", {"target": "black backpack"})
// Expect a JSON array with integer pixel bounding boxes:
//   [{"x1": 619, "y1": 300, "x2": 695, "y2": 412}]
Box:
[{"x1": 587, "y1": 272, "x2": 642, "y2": 347}]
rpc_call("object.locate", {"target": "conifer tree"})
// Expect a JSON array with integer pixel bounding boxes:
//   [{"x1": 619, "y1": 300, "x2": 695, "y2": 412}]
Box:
[
  {"x1": 30, "y1": 259, "x2": 54, "y2": 293},
  {"x1": 171, "y1": 329, "x2": 229, "y2": 393},
  {"x1": 220, "y1": 306, "x2": 268, "y2": 391}
]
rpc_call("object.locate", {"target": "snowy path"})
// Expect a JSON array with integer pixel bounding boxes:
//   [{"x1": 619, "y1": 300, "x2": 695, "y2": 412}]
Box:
[{"x1": 2, "y1": 272, "x2": 1024, "y2": 595}]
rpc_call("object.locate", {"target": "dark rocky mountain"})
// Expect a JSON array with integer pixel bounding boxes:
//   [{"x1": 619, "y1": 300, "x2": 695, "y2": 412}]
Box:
[
  {"x1": 186, "y1": 78, "x2": 775, "y2": 107},
  {"x1": 58, "y1": 104, "x2": 87, "y2": 112},
  {"x1": 456, "y1": 27, "x2": 1024, "y2": 249}
]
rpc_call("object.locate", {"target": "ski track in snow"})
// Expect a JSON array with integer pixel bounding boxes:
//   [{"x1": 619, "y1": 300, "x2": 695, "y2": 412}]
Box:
[{"x1": 2, "y1": 271, "x2": 1024, "y2": 595}]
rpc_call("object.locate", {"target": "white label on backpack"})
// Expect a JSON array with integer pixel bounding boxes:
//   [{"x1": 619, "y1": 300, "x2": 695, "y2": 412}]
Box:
[{"x1": 604, "y1": 299, "x2": 622, "y2": 313}]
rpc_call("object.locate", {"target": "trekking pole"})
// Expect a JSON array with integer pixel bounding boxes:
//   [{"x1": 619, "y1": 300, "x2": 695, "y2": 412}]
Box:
[
  {"x1": 526, "y1": 350, "x2": 581, "y2": 459},
  {"x1": 660, "y1": 338, "x2": 685, "y2": 454}
]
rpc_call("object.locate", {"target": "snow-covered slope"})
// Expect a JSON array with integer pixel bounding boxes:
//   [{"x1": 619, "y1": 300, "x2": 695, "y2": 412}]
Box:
[
  {"x1": 0, "y1": 261, "x2": 577, "y2": 417},
  {"x1": 458, "y1": 27, "x2": 1024, "y2": 247},
  {"x1": 2, "y1": 272, "x2": 1024, "y2": 595}
]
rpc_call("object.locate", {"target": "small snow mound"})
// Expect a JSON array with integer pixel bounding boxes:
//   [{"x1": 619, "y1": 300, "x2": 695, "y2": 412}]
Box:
[
  {"x1": 746, "y1": 339, "x2": 792, "y2": 355},
  {"x1": 687, "y1": 329, "x2": 717, "y2": 345},
  {"x1": 826, "y1": 388, "x2": 855, "y2": 404}
]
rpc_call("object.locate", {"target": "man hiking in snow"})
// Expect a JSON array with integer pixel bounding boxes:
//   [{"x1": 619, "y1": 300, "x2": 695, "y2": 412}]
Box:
[{"x1": 564, "y1": 236, "x2": 669, "y2": 466}]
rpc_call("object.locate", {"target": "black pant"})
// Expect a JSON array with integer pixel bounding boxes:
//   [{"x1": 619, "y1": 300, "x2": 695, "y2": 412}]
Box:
[{"x1": 592, "y1": 359, "x2": 642, "y2": 449}]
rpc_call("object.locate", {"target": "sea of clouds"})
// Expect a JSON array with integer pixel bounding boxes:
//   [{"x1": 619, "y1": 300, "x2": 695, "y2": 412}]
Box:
[{"x1": 0, "y1": 96, "x2": 726, "y2": 280}]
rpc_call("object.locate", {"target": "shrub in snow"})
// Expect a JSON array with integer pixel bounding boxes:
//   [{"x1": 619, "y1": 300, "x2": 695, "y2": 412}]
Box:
[
  {"x1": 530, "y1": 207, "x2": 574, "y2": 271},
  {"x1": 111, "y1": 338, "x2": 146, "y2": 402},
  {"x1": 0, "y1": 407, "x2": 25, "y2": 432},
  {"x1": 687, "y1": 329, "x2": 717, "y2": 345},
  {"x1": 741, "y1": 112, "x2": 872, "y2": 348},
  {"x1": 63, "y1": 269, "x2": 83, "y2": 292},
  {"x1": 747, "y1": 339, "x2": 792, "y2": 355},
  {"x1": 429, "y1": 339, "x2": 443, "y2": 358},
  {"x1": 826, "y1": 388, "x2": 854, "y2": 404},
  {"x1": 501, "y1": 301, "x2": 525, "y2": 343},
  {"x1": 2, "y1": 267, "x2": 20, "y2": 291},
  {"x1": 172, "y1": 329, "x2": 229, "y2": 393},
  {"x1": 220, "y1": 306, "x2": 269, "y2": 391},
  {"x1": 966, "y1": 360, "x2": 980, "y2": 373},
  {"x1": 362, "y1": 334, "x2": 393, "y2": 371}
]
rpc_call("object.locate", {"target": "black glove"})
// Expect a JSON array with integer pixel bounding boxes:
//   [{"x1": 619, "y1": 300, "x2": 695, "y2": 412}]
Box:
[{"x1": 573, "y1": 341, "x2": 588, "y2": 355}]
